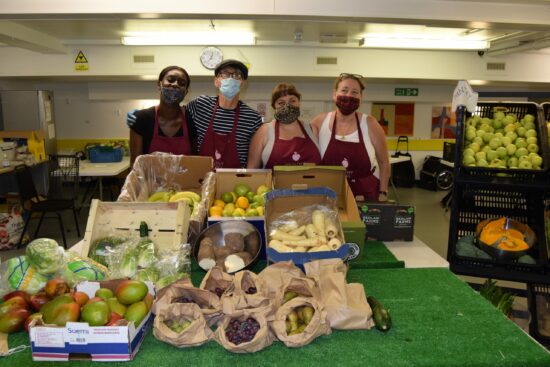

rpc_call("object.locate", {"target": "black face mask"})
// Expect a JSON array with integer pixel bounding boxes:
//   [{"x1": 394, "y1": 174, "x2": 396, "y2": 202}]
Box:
[
  {"x1": 161, "y1": 87, "x2": 185, "y2": 104},
  {"x1": 274, "y1": 103, "x2": 300, "y2": 124}
]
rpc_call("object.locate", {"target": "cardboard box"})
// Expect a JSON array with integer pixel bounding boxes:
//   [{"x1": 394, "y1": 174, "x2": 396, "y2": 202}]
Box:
[
  {"x1": 0, "y1": 130, "x2": 46, "y2": 161},
  {"x1": 29, "y1": 279, "x2": 155, "y2": 362},
  {"x1": 272, "y1": 166, "x2": 365, "y2": 260},
  {"x1": 207, "y1": 169, "x2": 272, "y2": 260},
  {"x1": 265, "y1": 187, "x2": 351, "y2": 269},
  {"x1": 358, "y1": 203, "x2": 415, "y2": 241},
  {"x1": 80, "y1": 200, "x2": 190, "y2": 259},
  {"x1": 117, "y1": 154, "x2": 213, "y2": 243}
]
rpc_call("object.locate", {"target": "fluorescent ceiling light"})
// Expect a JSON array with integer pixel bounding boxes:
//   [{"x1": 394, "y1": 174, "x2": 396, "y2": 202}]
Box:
[
  {"x1": 361, "y1": 37, "x2": 488, "y2": 50},
  {"x1": 121, "y1": 32, "x2": 255, "y2": 45}
]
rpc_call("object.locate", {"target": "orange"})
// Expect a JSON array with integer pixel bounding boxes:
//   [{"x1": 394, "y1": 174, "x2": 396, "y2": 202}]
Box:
[
  {"x1": 213, "y1": 199, "x2": 225, "y2": 208},
  {"x1": 235, "y1": 196, "x2": 249, "y2": 209},
  {"x1": 209, "y1": 206, "x2": 223, "y2": 217}
]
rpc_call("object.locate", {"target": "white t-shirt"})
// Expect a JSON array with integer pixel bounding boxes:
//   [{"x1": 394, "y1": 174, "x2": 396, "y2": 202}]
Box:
[{"x1": 318, "y1": 111, "x2": 379, "y2": 178}]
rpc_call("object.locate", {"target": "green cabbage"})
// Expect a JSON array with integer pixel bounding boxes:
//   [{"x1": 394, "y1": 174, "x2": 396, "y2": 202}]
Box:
[
  {"x1": 26, "y1": 238, "x2": 66, "y2": 275},
  {"x1": 4, "y1": 256, "x2": 48, "y2": 295}
]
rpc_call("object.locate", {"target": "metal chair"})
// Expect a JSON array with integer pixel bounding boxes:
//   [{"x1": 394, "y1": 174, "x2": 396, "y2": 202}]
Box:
[{"x1": 14, "y1": 154, "x2": 81, "y2": 248}]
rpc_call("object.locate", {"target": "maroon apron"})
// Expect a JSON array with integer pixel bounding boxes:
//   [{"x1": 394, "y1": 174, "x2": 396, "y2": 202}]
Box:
[
  {"x1": 321, "y1": 113, "x2": 380, "y2": 201},
  {"x1": 148, "y1": 106, "x2": 192, "y2": 155},
  {"x1": 264, "y1": 120, "x2": 322, "y2": 169},
  {"x1": 198, "y1": 100, "x2": 241, "y2": 168}
]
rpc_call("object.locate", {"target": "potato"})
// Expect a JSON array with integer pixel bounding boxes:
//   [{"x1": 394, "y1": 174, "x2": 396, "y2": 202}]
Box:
[
  {"x1": 244, "y1": 232, "x2": 260, "y2": 257},
  {"x1": 224, "y1": 233, "x2": 245, "y2": 252}
]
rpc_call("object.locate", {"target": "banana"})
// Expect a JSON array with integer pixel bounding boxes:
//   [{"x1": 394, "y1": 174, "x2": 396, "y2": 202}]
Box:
[
  {"x1": 169, "y1": 191, "x2": 201, "y2": 203},
  {"x1": 169, "y1": 196, "x2": 193, "y2": 207},
  {"x1": 148, "y1": 191, "x2": 172, "y2": 202}
]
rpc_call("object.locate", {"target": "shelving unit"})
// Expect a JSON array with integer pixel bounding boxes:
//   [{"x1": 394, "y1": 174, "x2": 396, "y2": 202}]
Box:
[{"x1": 447, "y1": 102, "x2": 550, "y2": 343}]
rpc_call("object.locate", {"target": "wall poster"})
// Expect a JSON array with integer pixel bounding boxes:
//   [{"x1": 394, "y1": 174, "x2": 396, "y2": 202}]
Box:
[
  {"x1": 431, "y1": 105, "x2": 457, "y2": 139},
  {"x1": 371, "y1": 103, "x2": 414, "y2": 137}
]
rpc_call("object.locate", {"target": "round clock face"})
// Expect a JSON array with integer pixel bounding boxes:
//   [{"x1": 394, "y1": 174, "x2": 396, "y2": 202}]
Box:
[{"x1": 200, "y1": 47, "x2": 223, "y2": 70}]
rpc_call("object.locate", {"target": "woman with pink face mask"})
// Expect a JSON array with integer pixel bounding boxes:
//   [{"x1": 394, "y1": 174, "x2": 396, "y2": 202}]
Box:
[{"x1": 311, "y1": 73, "x2": 390, "y2": 202}]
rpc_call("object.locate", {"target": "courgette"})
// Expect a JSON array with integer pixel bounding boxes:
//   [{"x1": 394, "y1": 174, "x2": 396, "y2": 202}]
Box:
[{"x1": 367, "y1": 295, "x2": 392, "y2": 332}]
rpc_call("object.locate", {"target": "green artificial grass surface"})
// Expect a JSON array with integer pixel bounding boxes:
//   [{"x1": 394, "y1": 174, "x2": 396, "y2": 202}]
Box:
[
  {"x1": 5, "y1": 268, "x2": 550, "y2": 367},
  {"x1": 350, "y1": 240, "x2": 405, "y2": 269}
]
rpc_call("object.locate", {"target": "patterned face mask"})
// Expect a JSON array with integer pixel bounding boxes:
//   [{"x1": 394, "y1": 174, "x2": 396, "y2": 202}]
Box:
[
  {"x1": 161, "y1": 87, "x2": 185, "y2": 105},
  {"x1": 335, "y1": 95, "x2": 360, "y2": 115},
  {"x1": 274, "y1": 103, "x2": 300, "y2": 124}
]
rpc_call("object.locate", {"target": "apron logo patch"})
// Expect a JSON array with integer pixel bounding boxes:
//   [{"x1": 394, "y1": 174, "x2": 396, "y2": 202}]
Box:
[
  {"x1": 215, "y1": 149, "x2": 222, "y2": 160},
  {"x1": 342, "y1": 158, "x2": 349, "y2": 168},
  {"x1": 292, "y1": 152, "x2": 301, "y2": 161}
]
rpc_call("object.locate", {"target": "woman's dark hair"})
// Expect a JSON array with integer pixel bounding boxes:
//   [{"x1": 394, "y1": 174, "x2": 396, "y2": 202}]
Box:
[
  {"x1": 158, "y1": 66, "x2": 190, "y2": 89},
  {"x1": 270, "y1": 83, "x2": 301, "y2": 108}
]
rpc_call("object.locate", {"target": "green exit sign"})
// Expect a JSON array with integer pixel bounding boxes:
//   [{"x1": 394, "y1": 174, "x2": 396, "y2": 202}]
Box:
[{"x1": 395, "y1": 88, "x2": 419, "y2": 96}]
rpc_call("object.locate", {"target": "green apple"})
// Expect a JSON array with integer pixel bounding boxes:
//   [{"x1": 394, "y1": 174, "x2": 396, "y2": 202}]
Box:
[
  {"x1": 516, "y1": 126, "x2": 526, "y2": 137},
  {"x1": 504, "y1": 114, "x2": 517, "y2": 124},
  {"x1": 496, "y1": 147, "x2": 507, "y2": 159},
  {"x1": 482, "y1": 146, "x2": 492, "y2": 154},
  {"x1": 480, "y1": 124, "x2": 491, "y2": 133},
  {"x1": 493, "y1": 111, "x2": 505, "y2": 120},
  {"x1": 514, "y1": 138, "x2": 526, "y2": 149},
  {"x1": 489, "y1": 159, "x2": 503, "y2": 168},
  {"x1": 473, "y1": 136, "x2": 484, "y2": 146},
  {"x1": 507, "y1": 157, "x2": 518, "y2": 168},
  {"x1": 524, "y1": 122, "x2": 535, "y2": 131},
  {"x1": 515, "y1": 147, "x2": 528, "y2": 158},
  {"x1": 494, "y1": 132, "x2": 503, "y2": 139},
  {"x1": 527, "y1": 143, "x2": 539, "y2": 154},
  {"x1": 525, "y1": 129, "x2": 537, "y2": 139},
  {"x1": 465, "y1": 127, "x2": 477, "y2": 141},
  {"x1": 486, "y1": 149, "x2": 498, "y2": 161},
  {"x1": 501, "y1": 136, "x2": 512, "y2": 147},
  {"x1": 506, "y1": 144, "x2": 517, "y2": 156},
  {"x1": 482, "y1": 132, "x2": 494, "y2": 144},
  {"x1": 505, "y1": 131, "x2": 517, "y2": 141},
  {"x1": 530, "y1": 154, "x2": 543, "y2": 168},
  {"x1": 465, "y1": 117, "x2": 477, "y2": 127},
  {"x1": 468, "y1": 142, "x2": 481, "y2": 153},
  {"x1": 504, "y1": 124, "x2": 516, "y2": 133},
  {"x1": 476, "y1": 130, "x2": 486, "y2": 139},
  {"x1": 463, "y1": 148, "x2": 475, "y2": 157},
  {"x1": 475, "y1": 151, "x2": 487, "y2": 162},
  {"x1": 477, "y1": 159, "x2": 488, "y2": 167},
  {"x1": 489, "y1": 138, "x2": 502, "y2": 149},
  {"x1": 518, "y1": 160, "x2": 532, "y2": 169},
  {"x1": 526, "y1": 136, "x2": 538, "y2": 145},
  {"x1": 463, "y1": 155, "x2": 476, "y2": 166}
]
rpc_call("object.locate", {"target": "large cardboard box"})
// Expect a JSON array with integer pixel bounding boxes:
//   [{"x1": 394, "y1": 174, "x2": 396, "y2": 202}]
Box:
[
  {"x1": 207, "y1": 169, "x2": 272, "y2": 260},
  {"x1": 80, "y1": 200, "x2": 190, "y2": 260},
  {"x1": 358, "y1": 202, "x2": 415, "y2": 242},
  {"x1": 272, "y1": 166, "x2": 365, "y2": 260},
  {"x1": 29, "y1": 279, "x2": 155, "y2": 362},
  {"x1": 265, "y1": 187, "x2": 350, "y2": 269},
  {"x1": 117, "y1": 153, "x2": 213, "y2": 243}
]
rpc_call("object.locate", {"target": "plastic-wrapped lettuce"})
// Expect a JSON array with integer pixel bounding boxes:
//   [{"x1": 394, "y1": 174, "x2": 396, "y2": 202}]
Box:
[
  {"x1": 26, "y1": 238, "x2": 67, "y2": 275},
  {"x1": 63, "y1": 251, "x2": 110, "y2": 286},
  {"x1": 153, "y1": 243, "x2": 191, "y2": 290},
  {"x1": 1, "y1": 256, "x2": 48, "y2": 295},
  {"x1": 135, "y1": 267, "x2": 160, "y2": 282},
  {"x1": 89, "y1": 236, "x2": 128, "y2": 266}
]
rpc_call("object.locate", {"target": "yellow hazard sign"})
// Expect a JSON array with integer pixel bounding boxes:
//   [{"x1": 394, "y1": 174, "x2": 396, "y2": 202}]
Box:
[{"x1": 74, "y1": 51, "x2": 89, "y2": 71}]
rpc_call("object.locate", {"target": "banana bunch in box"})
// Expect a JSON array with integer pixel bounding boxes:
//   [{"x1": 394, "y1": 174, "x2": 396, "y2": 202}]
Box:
[{"x1": 148, "y1": 190, "x2": 201, "y2": 216}]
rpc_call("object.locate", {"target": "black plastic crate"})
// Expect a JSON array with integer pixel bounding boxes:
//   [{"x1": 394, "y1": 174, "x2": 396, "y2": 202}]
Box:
[
  {"x1": 543, "y1": 102, "x2": 550, "y2": 123},
  {"x1": 443, "y1": 141, "x2": 456, "y2": 162},
  {"x1": 455, "y1": 102, "x2": 549, "y2": 183},
  {"x1": 447, "y1": 182, "x2": 548, "y2": 282},
  {"x1": 527, "y1": 283, "x2": 550, "y2": 344}
]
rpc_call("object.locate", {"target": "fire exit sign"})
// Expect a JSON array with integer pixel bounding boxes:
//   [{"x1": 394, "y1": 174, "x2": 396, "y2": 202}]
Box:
[{"x1": 395, "y1": 88, "x2": 419, "y2": 96}]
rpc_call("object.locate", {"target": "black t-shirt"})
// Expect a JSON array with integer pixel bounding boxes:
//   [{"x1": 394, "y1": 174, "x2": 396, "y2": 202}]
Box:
[{"x1": 130, "y1": 106, "x2": 196, "y2": 154}]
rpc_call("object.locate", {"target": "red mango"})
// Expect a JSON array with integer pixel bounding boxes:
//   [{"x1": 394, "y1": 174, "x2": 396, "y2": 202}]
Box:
[
  {"x1": 0, "y1": 308, "x2": 32, "y2": 334},
  {"x1": 71, "y1": 291, "x2": 90, "y2": 307},
  {"x1": 3, "y1": 290, "x2": 30, "y2": 303},
  {"x1": 28, "y1": 292, "x2": 51, "y2": 312},
  {"x1": 0, "y1": 296, "x2": 29, "y2": 318},
  {"x1": 44, "y1": 279, "x2": 70, "y2": 298},
  {"x1": 24, "y1": 313, "x2": 43, "y2": 332}
]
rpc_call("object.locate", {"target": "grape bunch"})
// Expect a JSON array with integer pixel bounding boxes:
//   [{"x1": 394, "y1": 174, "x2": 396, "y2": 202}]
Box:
[
  {"x1": 213, "y1": 287, "x2": 225, "y2": 297},
  {"x1": 225, "y1": 317, "x2": 260, "y2": 345},
  {"x1": 245, "y1": 286, "x2": 257, "y2": 294},
  {"x1": 173, "y1": 296, "x2": 195, "y2": 304}
]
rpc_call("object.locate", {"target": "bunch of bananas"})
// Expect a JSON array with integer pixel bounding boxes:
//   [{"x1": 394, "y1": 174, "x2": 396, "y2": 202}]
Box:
[{"x1": 148, "y1": 190, "x2": 201, "y2": 216}]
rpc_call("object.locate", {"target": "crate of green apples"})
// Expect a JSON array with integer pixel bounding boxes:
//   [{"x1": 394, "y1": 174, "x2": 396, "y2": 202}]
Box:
[{"x1": 460, "y1": 102, "x2": 549, "y2": 180}]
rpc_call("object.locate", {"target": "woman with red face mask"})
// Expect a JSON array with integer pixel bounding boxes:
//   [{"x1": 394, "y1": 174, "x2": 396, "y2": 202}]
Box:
[
  {"x1": 247, "y1": 83, "x2": 321, "y2": 169},
  {"x1": 311, "y1": 73, "x2": 390, "y2": 202}
]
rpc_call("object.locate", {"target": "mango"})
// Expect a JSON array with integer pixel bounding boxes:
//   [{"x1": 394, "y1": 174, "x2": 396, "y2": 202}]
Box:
[
  {"x1": 143, "y1": 293, "x2": 154, "y2": 311},
  {"x1": 0, "y1": 308, "x2": 32, "y2": 334},
  {"x1": 115, "y1": 280, "x2": 148, "y2": 305},
  {"x1": 95, "y1": 288, "x2": 114, "y2": 301},
  {"x1": 70, "y1": 291, "x2": 90, "y2": 307},
  {"x1": 44, "y1": 278, "x2": 70, "y2": 298},
  {"x1": 124, "y1": 301, "x2": 148, "y2": 327},
  {"x1": 106, "y1": 297, "x2": 127, "y2": 317},
  {"x1": 41, "y1": 294, "x2": 79, "y2": 326},
  {"x1": 0, "y1": 296, "x2": 29, "y2": 318},
  {"x1": 81, "y1": 300, "x2": 110, "y2": 326}
]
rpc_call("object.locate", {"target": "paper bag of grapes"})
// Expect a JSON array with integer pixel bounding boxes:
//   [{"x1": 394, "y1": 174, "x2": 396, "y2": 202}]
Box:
[
  {"x1": 153, "y1": 282, "x2": 223, "y2": 326},
  {"x1": 277, "y1": 276, "x2": 321, "y2": 308},
  {"x1": 153, "y1": 303, "x2": 213, "y2": 348},
  {"x1": 271, "y1": 296, "x2": 331, "y2": 347},
  {"x1": 304, "y1": 258, "x2": 374, "y2": 330},
  {"x1": 214, "y1": 309, "x2": 275, "y2": 353},
  {"x1": 221, "y1": 270, "x2": 273, "y2": 317},
  {"x1": 199, "y1": 265, "x2": 234, "y2": 298},
  {"x1": 257, "y1": 260, "x2": 306, "y2": 299}
]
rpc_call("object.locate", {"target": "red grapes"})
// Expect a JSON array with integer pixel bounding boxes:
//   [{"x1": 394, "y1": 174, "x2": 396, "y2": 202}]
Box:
[{"x1": 225, "y1": 317, "x2": 260, "y2": 345}]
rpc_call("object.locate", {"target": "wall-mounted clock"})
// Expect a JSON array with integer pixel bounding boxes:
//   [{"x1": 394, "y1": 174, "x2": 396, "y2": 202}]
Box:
[{"x1": 200, "y1": 46, "x2": 223, "y2": 70}]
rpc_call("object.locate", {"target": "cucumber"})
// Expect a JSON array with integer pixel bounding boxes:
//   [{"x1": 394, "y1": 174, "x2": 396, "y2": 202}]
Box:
[{"x1": 367, "y1": 296, "x2": 392, "y2": 332}]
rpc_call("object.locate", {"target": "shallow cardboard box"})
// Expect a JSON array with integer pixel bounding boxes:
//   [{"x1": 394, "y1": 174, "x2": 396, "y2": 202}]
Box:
[
  {"x1": 272, "y1": 166, "x2": 366, "y2": 260},
  {"x1": 80, "y1": 200, "x2": 190, "y2": 259},
  {"x1": 207, "y1": 169, "x2": 272, "y2": 260},
  {"x1": 265, "y1": 187, "x2": 350, "y2": 269},
  {"x1": 358, "y1": 202, "x2": 415, "y2": 241},
  {"x1": 29, "y1": 279, "x2": 155, "y2": 362},
  {"x1": 117, "y1": 154, "x2": 213, "y2": 243}
]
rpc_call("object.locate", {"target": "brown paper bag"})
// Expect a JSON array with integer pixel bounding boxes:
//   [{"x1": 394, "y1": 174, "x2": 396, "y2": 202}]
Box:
[
  {"x1": 271, "y1": 296, "x2": 331, "y2": 347},
  {"x1": 304, "y1": 259, "x2": 374, "y2": 330},
  {"x1": 214, "y1": 309, "x2": 275, "y2": 353},
  {"x1": 257, "y1": 260, "x2": 306, "y2": 298},
  {"x1": 221, "y1": 270, "x2": 272, "y2": 317},
  {"x1": 277, "y1": 276, "x2": 321, "y2": 307},
  {"x1": 199, "y1": 266, "x2": 234, "y2": 298},
  {"x1": 153, "y1": 303, "x2": 213, "y2": 348},
  {"x1": 153, "y1": 282, "x2": 223, "y2": 326}
]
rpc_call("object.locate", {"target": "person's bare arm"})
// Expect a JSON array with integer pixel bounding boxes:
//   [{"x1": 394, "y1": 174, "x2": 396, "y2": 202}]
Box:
[
  {"x1": 129, "y1": 129, "x2": 143, "y2": 166},
  {"x1": 246, "y1": 123, "x2": 268, "y2": 168},
  {"x1": 367, "y1": 115, "x2": 391, "y2": 201},
  {"x1": 310, "y1": 112, "x2": 328, "y2": 139}
]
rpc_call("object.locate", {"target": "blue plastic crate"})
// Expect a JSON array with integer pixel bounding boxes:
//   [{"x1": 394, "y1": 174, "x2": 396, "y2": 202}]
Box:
[{"x1": 88, "y1": 146, "x2": 123, "y2": 163}]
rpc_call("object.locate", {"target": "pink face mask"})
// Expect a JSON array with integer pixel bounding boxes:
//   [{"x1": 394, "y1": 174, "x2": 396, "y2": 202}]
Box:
[{"x1": 335, "y1": 95, "x2": 360, "y2": 115}]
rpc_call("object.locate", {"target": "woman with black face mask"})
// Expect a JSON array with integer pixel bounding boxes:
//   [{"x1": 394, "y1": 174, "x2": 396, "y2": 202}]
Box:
[
  {"x1": 247, "y1": 83, "x2": 321, "y2": 169},
  {"x1": 311, "y1": 73, "x2": 390, "y2": 202},
  {"x1": 129, "y1": 65, "x2": 193, "y2": 165}
]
